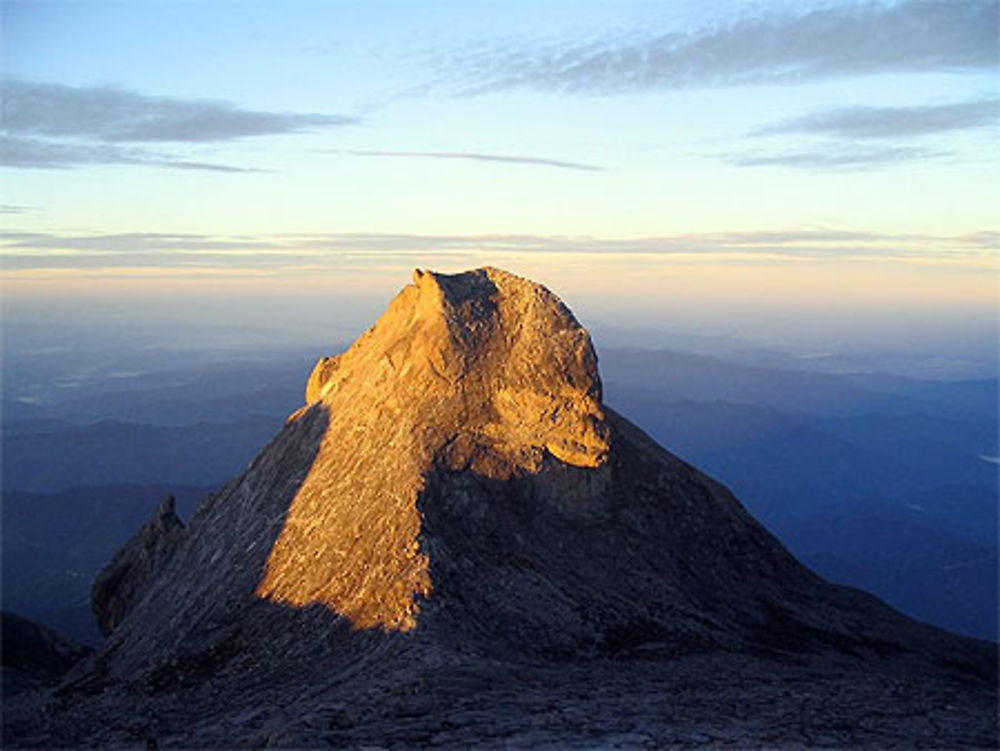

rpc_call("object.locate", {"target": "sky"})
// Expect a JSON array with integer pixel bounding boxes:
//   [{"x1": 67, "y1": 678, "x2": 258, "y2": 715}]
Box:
[{"x1": 1, "y1": 0, "x2": 998, "y2": 373}]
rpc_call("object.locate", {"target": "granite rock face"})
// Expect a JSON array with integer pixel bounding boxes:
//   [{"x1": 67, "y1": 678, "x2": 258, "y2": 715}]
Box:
[
  {"x1": 7, "y1": 267, "x2": 996, "y2": 749},
  {"x1": 261, "y1": 267, "x2": 610, "y2": 634},
  {"x1": 90, "y1": 495, "x2": 185, "y2": 637},
  {"x1": 91, "y1": 266, "x2": 877, "y2": 666}
]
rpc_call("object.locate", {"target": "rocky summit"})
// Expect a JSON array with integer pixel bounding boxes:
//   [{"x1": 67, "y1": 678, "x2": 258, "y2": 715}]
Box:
[{"x1": 5, "y1": 267, "x2": 997, "y2": 749}]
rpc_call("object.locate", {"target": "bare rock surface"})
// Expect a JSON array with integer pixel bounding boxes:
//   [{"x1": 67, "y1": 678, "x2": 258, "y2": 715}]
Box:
[
  {"x1": 90, "y1": 494, "x2": 185, "y2": 637},
  {"x1": 4, "y1": 268, "x2": 996, "y2": 749}
]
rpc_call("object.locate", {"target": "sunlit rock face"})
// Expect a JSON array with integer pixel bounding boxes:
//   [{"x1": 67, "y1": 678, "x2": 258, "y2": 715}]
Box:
[{"x1": 257, "y1": 268, "x2": 610, "y2": 630}]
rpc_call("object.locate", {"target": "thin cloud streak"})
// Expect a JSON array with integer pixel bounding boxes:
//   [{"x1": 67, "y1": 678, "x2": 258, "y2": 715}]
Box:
[
  {"x1": 753, "y1": 99, "x2": 1000, "y2": 139},
  {"x1": 443, "y1": 0, "x2": 998, "y2": 94},
  {"x1": 1, "y1": 79, "x2": 358, "y2": 171},
  {"x1": 161, "y1": 160, "x2": 265, "y2": 174},
  {"x1": 343, "y1": 150, "x2": 604, "y2": 171},
  {"x1": 0, "y1": 231, "x2": 280, "y2": 251},
  {"x1": 724, "y1": 145, "x2": 950, "y2": 171},
  {"x1": 0, "y1": 204, "x2": 36, "y2": 215},
  {"x1": 0, "y1": 135, "x2": 259, "y2": 172},
  {"x1": 3, "y1": 79, "x2": 357, "y2": 143}
]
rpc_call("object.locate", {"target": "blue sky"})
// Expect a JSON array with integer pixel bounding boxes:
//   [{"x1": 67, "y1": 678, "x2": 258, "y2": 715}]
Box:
[{"x1": 1, "y1": 0, "x2": 997, "y2": 368}]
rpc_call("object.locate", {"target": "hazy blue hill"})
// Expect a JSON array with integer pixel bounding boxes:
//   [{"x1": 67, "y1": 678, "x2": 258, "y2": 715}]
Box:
[
  {"x1": 809, "y1": 551, "x2": 996, "y2": 645},
  {"x1": 599, "y1": 347, "x2": 997, "y2": 421},
  {"x1": 797, "y1": 493, "x2": 997, "y2": 640},
  {"x1": 599, "y1": 347, "x2": 929, "y2": 417},
  {"x1": 2, "y1": 485, "x2": 208, "y2": 645},
  {"x1": 816, "y1": 412, "x2": 996, "y2": 488},
  {"x1": 601, "y1": 350, "x2": 997, "y2": 641},
  {"x1": 844, "y1": 373, "x2": 999, "y2": 421},
  {"x1": 2, "y1": 416, "x2": 284, "y2": 492},
  {"x1": 899, "y1": 484, "x2": 999, "y2": 546},
  {"x1": 36, "y1": 384, "x2": 302, "y2": 427},
  {"x1": 601, "y1": 392, "x2": 909, "y2": 520},
  {"x1": 2, "y1": 350, "x2": 318, "y2": 426}
]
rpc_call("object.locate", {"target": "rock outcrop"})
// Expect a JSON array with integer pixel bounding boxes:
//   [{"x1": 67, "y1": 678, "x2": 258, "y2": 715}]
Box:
[
  {"x1": 9, "y1": 267, "x2": 995, "y2": 749},
  {"x1": 259, "y1": 267, "x2": 610, "y2": 633},
  {"x1": 91, "y1": 495, "x2": 185, "y2": 637},
  {"x1": 85, "y1": 267, "x2": 1000, "y2": 669}
]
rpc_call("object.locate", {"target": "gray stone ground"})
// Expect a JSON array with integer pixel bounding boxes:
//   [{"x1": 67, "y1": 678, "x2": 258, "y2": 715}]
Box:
[{"x1": 5, "y1": 649, "x2": 997, "y2": 749}]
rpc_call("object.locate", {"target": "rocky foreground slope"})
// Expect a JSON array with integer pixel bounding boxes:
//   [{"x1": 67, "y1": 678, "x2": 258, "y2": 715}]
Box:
[{"x1": 5, "y1": 267, "x2": 996, "y2": 749}]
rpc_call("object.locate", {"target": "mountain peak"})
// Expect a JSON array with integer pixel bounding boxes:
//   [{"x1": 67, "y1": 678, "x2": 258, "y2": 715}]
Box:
[
  {"x1": 256, "y1": 268, "x2": 612, "y2": 631},
  {"x1": 301, "y1": 267, "x2": 609, "y2": 471},
  {"x1": 22, "y1": 268, "x2": 997, "y2": 749}
]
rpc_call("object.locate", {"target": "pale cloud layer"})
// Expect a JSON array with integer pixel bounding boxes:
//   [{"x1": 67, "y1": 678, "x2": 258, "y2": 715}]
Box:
[
  {"x1": 725, "y1": 145, "x2": 950, "y2": 171},
  {"x1": 2, "y1": 228, "x2": 995, "y2": 272},
  {"x1": 0, "y1": 203, "x2": 36, "y2": 214},
  {"x1": 444, "y1": 0, "x2": 997, "y2": 94},
  {"x1": 753, "y1": 99, "x2": 999, "y2": 139},
  {"x1": 1, "y1": 79, "x2": 357, "y2": 171},
  {"x1": 3, "y1": 79, "x2": 356, "y2": 142},
  {"x1": 0, "y1": 134, "x2": 260, "y2": 172},
  {"x1": 343, "y1": 150, "x2": 604, "y2": 172}
]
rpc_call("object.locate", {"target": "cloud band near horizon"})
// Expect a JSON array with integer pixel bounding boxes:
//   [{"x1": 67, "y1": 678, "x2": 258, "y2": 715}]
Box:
[{"x1": 2, "y1": 228, "x2": 995, "y2": 273}]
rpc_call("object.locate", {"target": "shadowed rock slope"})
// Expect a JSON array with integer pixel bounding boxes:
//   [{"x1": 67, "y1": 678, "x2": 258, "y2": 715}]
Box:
[
  {"x1": 91, "y1": 495, "x2": 185, "y2": 637},
  {"x1": 7, "y1": 267, "x2": 996, "y2": 749}
]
